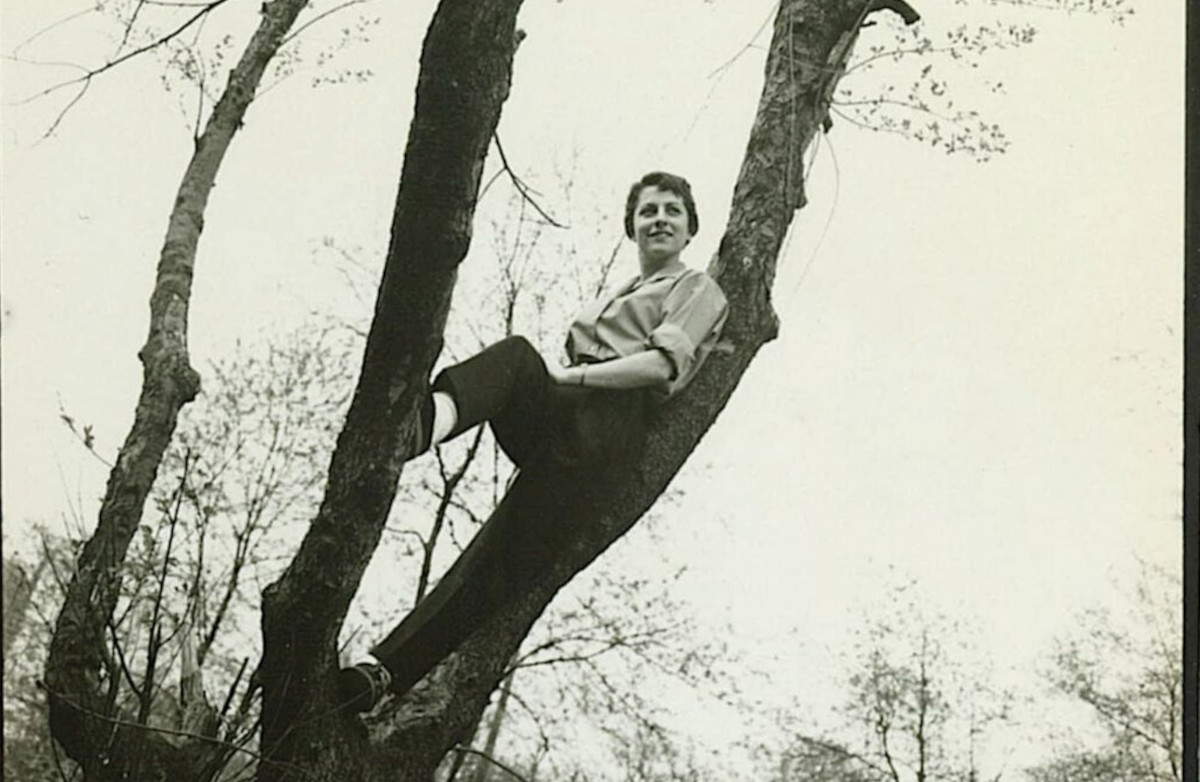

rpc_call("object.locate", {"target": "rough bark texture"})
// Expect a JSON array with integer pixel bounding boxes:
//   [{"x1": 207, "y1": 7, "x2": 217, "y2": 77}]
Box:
[
  {"x1": 323, "y1": 1, "x2": 900, "y2": 780},
  {"x1": 43, "y1": 2, "x2": 310, "y2": 780},
  {"x1": 255, "y1": 2, "x2": 526, "y2": 780},
  {"x1": 43, "y1": 0, "x2": 917, "y2": 778},
  {"x1": 361, "y1": 0, "x2": 910, "y2": 775}
]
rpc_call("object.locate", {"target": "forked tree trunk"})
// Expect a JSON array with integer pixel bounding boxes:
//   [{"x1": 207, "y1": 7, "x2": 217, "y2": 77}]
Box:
[
  {"x1": 260, "y1": 1, "x2": 914, "y2": 780},
  {"x1": 44, "y1": 0, "x2": 916, "y2": 779}
]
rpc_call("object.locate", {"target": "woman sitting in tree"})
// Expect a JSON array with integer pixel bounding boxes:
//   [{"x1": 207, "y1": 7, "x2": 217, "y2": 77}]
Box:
[{"x1": 340, "y1": 170, "x2": 729, "y2": 711}]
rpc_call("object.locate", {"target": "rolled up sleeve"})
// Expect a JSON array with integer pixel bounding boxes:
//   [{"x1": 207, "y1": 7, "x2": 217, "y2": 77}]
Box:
[{"x1": 646, "y1": 271, "x2": 729, "y2": 384}]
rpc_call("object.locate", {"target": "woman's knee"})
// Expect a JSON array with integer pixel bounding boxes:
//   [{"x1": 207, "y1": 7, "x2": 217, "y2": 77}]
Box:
[
  {"x1": 497, "y1": 335, "x2": 545, "y2": 375},
  {"x1": 499, "y1": 334, "x2": 537, "y2": 359}
]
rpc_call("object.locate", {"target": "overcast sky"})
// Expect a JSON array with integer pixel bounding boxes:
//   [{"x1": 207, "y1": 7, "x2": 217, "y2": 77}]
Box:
[{"x1": 1, "y1": 0, "x2": 1184, "y2": 769}]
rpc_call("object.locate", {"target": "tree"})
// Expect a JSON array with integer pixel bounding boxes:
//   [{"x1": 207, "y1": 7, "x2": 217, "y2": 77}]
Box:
[
  {"x1": 1027, "y1": 565, "x2": 1182, "y2": 782},
  {"x1": 758, "y1": 582, "x2": 1013, "y2": 782},
  {"x1": 2, "y1": 326, "x2": 359, "y2": 780},
  {"x1": 5, "y1": 537, "x2": 75, "y2": 782},
  {"x1": 30, "y1": 0, "x2": 1134, "y2": 779}
]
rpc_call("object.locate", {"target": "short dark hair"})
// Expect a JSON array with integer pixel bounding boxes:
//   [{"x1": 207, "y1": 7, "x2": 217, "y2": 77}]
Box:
[{"x1": 623, "y1": 171, "x2": 699, "y2": 240}]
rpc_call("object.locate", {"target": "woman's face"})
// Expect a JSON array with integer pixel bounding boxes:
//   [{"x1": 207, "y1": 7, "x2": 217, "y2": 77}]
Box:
[{"x1": 632, "y1": 186, "x2": 692, "y2": 264}]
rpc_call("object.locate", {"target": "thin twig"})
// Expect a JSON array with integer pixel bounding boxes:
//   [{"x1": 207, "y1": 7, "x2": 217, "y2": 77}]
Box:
[
  {"x1": 844, "y1": 45, "x2": 964, "y2": 76},
  {"x1": 40, "y1": 683, "x2": 301, "y2": 774},
  {"x1": 492, "y1": 133, "x2": 567, "y2": 229},
  {"x1": 450, "y1": 747, "x2": 532, "y2": 782},
  {"x1": 216, "y1": 657, "x2": 250, "y2": 727},
  {"x1": 707, "y1": 1, "x2": 779, "y2": 79},
  {"x1": 106, "y1": 617, "x2": 144, "y2": 700},
  {"x1": 140, "y1": 451, "x2": 191, "y2": 724},
  {"x1": 116, "y1": 0, "x2": 151, "y2": 55},
  {"x1": 11, "y1": 6, "x2": 97, "y2": 59},
  {"x1": 16, "y1": 0, "x2": 232, "y2": 107},
  {"x1": 279, "y1": 0, "x2": 372, "y2": 47}
]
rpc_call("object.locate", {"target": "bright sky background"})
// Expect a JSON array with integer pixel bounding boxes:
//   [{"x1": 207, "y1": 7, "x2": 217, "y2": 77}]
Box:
[{"x1": 0, "y1": 0, "x2": 1184, "y2": 773}]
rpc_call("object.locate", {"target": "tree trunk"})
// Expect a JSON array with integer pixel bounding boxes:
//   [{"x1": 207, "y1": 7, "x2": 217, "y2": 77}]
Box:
[
  {"x1": 255, "y1": 1, "x2": 526, "y2": 779},
  {"x1": 257, "y1": 1, "x2": 913, "y2": 780},
  {"x1": 42, "y1": 0, "x2": 918, "y2": 778},
  {"x1": 43, "y1": 2, "x2": 311, "y2": 779}
]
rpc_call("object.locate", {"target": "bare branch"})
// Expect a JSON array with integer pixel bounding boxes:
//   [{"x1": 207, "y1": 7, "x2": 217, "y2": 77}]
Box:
[
  {"x1": 279, "y1": 0, "x2": 372, "y2": 47},
  {"x1": 116, "y1": 0, "x2": 151, "y2": 55},
  {"x1": 449, "y1": 747, "x2": 532, "y2": 782},
  {"x1": 492, "y1": 133, "x2": 567, "y2": 229},
  {"x1": 139, "y1": 453, "x2": 191, "y2": 724},
  {"x1": 707, "y1": 1, "x2": 779, "y2": 79},
  {"x1": 15, "y1": 0, "x2": 233, "y2": 134},
  {"x1": 417, "y1": 426, "x2": 488, "y2": 602},
  {"x1": 106, "y1": 617, "x2": 144, "y2": 701},
  {"x1": 40, "y1": 682, "x2": 296, "y2": 773},
  {"x1": 10, "y1": 6, "x2": 98, "y2": 59}
]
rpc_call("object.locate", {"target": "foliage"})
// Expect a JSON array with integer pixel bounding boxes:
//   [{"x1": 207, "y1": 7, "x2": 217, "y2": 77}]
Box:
[
  {"x1": 4, "y1": 536, "x2": 81, "y2": 782},
  {"x1": 836, "y1": 16, "x2": 1036, "y2": 160}
]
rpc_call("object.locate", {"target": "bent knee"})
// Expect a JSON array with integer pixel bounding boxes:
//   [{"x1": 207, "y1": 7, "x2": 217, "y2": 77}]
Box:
[{"x1": 499, "y1": 335, "x2": 540, "y2": 363}]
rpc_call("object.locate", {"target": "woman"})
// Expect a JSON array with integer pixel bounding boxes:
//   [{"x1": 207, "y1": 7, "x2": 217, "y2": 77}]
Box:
[
  {"x1": 414, "y1": 170, "x2": 728, "y2": 468},
  {"x1": 340, "y1": 171, "x2": 728, "y2": 711}
]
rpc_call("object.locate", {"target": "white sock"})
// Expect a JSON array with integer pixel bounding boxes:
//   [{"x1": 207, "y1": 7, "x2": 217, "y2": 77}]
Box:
[{"x1": 430, "y1": 391, "x2": 458, "y2": 447}]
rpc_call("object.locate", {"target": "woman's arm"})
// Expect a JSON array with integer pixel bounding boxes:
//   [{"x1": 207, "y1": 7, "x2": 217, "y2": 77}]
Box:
[{"x1": 548, "y1": 350, "x2": 672, "y2": 390}]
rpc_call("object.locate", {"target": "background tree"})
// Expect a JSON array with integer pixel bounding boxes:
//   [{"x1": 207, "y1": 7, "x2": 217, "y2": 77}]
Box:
[
  {"x1": 755, "y1": 581, "x2": 1013, "y2": 782},
  {"x1": 5, "y1": 534, "x2": 76, "y2": 782},
  {"x1": 1027, "y1": 564, "x2": 1182, "y2": 782},
  {"x1": 3, "y1": 324, "x2": 360, "y2": 781}
]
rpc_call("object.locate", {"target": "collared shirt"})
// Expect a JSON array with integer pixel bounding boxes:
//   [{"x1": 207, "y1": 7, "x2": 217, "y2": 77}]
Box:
[{"x1": 565, "y1": 259, "x2": 729, "y2": 399}]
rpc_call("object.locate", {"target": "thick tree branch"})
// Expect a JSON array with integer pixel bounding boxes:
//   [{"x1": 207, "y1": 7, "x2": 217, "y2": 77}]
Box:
[
  {"x1": 255, "y1": 1, "x2": 526, "y2": 779},
  {"x1": 365, "y1": 0, "x2": 876, "y2": 772}
]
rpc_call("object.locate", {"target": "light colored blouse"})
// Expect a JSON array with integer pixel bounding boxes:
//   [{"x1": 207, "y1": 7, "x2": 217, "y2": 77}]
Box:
[{"x1": 565, "y1": 259, "x2": 729, "y2": 399}]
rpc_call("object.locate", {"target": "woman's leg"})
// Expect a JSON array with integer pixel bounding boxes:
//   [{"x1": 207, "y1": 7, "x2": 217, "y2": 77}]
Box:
[{"x1": 431, "y1": 335, "x2": 553, "y2": 467}]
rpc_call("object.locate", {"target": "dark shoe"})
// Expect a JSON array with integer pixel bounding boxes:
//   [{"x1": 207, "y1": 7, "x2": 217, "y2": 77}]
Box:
[{"x1": 337, "y1": 662, "x2": 392, "y2": 713}]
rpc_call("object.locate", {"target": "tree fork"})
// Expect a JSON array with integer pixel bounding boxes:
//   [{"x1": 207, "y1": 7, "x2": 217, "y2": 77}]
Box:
[{"x1": 361, "y1": 0, "x2": 919, "y2": 776}]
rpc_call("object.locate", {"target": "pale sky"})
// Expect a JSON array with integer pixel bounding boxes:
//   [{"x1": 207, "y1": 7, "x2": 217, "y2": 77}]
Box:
[{"x1": 0, "y1": 0, "x2": 1184, "y2": 772}]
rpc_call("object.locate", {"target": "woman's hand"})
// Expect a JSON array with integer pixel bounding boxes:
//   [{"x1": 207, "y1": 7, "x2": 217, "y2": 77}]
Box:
[{"x1": 547, "y1": 364, "x2": 583, "y2": 386}]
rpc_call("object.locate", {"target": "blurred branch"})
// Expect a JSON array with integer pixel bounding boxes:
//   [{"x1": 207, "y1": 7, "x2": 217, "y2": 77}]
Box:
[{"x1": 449, "y1": 747, "x2": 531, "y2": 782}]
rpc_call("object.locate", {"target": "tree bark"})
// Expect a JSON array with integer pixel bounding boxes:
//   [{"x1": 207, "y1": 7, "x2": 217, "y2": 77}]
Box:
[
  {"x1": 43, "y1": 0, "x2": 918, "y2": 778},
  {"x1": 44, "y1": 2, "x2": 310, "y2": 779},
  {"x1": 266, "y1": 1, "x2": 910, "y2": 780},
  {"x1": 254, "y1": 1, "x2": 526, "y2": 780}
]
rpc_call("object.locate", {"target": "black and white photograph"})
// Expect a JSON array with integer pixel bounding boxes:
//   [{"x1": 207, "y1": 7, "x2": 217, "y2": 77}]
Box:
[{"x1": 1, "y1": 1, "x2": 1186, "y2": 780}]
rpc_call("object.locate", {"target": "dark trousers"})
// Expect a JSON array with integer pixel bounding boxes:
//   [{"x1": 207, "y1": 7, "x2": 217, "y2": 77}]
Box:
[{"x1": 370, "y1": 335, "x2": 650, "y2": 693}]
